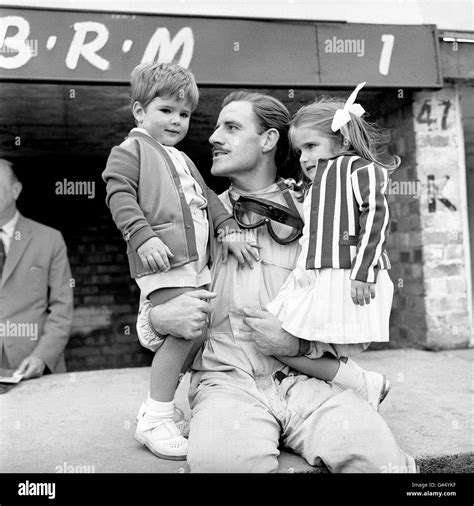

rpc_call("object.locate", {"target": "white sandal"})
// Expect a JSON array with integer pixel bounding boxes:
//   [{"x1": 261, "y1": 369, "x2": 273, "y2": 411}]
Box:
[{"x1": 135, "y1": 416, "x2": 188, "y2": 461}]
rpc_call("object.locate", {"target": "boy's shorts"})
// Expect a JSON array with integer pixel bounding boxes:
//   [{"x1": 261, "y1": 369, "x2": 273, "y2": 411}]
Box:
[{"x1": 136, "y1": 286, "x2": 206, "y2": 352}]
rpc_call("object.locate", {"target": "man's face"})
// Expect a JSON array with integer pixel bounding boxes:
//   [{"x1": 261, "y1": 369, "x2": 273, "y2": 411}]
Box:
[
  {"x1": 133, "y1": 95, "x2": 191, "y2": 146},
  {"x1": 209, "y1": 101, "x2": 264, "y2": 178},
  {"x1": 0, "y1": 163, "x2": 21, "y2": 215}
]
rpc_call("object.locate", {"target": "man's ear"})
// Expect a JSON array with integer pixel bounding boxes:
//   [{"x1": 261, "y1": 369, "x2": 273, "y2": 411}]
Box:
[
  {"x1": 132, "y1": 101, "x2": 145, "y2": 125},
  {"x1": 262, "y1": 128, "x2": 280, "y2": 154},
  {"x1": 12, "y1": 181, "x2": 22, "y2": 200}
]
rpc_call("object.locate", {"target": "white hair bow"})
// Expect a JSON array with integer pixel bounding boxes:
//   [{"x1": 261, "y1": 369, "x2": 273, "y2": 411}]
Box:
[{"x1": 331, "y1": 81, "x2": 366, "y2": 134}]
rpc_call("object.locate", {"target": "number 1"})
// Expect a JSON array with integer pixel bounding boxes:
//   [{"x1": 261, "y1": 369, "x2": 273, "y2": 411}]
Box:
[{"x1": 379, "y1": 34, "x2": 394, "y2": 76}]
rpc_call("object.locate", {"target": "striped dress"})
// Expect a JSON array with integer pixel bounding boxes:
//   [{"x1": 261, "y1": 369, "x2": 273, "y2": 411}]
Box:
[{"x1": 267, "y1": 154, "x2": 394, "y2": 344}]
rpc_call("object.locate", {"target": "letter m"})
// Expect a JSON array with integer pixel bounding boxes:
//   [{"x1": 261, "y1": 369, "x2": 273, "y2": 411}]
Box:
[{"x1": 141, "y1": 27, "x2": 194, "y2": 68}]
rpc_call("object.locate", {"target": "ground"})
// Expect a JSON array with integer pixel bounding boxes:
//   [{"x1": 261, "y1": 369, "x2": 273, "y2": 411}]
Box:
[{"x1": 0, "y1": 349, "x2": 472, "y2": 473}]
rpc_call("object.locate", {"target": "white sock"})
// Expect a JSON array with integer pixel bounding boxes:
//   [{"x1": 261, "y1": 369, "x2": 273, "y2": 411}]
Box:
[
  {"x1": 345, "y1": 357, "x2": 365, "y2": 372},
  {"x1": 144, "y1": 394, "x2": 174, "y2": 421},
  {"x1": 331, "y1": 362, "x2": 367, "y2": 398}
]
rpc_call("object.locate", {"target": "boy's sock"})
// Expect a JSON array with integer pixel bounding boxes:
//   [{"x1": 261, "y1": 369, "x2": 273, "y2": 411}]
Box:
[
  {"x1": 331, "y1": 361, "x2": 367, "y2": 398},
  {"x1": 144, "y1": 393, "x2": 174, "y2": 423}
]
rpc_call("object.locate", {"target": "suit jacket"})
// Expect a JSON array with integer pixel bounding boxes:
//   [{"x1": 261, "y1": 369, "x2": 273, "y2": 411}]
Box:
[{"x1": 0, "y1": 214, "x2": 73, "y2": 372}]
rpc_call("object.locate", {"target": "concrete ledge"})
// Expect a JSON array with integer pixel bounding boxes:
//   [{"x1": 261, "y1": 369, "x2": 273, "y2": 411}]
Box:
[{"x1": 0, "y1": 349, "x2": 472, "y2": 473}]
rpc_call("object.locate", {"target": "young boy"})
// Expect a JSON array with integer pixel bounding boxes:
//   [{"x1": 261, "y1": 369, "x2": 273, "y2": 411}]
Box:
[{"x1": 103, "y1": 62, "x2": 257, "y2": 460}]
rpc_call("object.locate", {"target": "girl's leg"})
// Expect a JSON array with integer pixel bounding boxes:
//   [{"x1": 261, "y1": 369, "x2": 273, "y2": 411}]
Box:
[
  {"x1": 278, "y1": 342, "x2": 390, "y2": 410},
  {"x1": 278, "y1": 355, "x2": 339, "y2": 381}
]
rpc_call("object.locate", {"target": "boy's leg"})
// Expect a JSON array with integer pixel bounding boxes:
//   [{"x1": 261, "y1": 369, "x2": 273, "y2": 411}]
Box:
[
  {"x1": 135, "y1": 286, "x2": 204, "y2": 460},
  {"x1": 148, "y1": 287, "x2": 204, "y2": 401},
  {"x1": 149, "y1": 334, "x2": 194, "y2": 401}
]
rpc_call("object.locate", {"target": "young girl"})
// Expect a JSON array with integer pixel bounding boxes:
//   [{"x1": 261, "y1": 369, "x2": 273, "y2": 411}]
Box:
[{"x1": 266, "y1": 82, "x2": 399, "y2": 410}]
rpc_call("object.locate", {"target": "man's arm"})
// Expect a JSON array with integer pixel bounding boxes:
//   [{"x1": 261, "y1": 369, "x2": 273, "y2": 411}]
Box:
[
  {"x1": 242, "y1": 308, "x2": 310, "y2": 357},
  {"x1": 29, "y1": 232, "x2": 73, "y2": 372},
  {"x1": 137, "y1": 290, "x2": 217, "y2": 342}
]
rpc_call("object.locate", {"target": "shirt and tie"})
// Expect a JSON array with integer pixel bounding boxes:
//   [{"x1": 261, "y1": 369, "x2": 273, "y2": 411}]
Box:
[{"x1": 0, "y1": 211, "x2": 19, "y2": 275}]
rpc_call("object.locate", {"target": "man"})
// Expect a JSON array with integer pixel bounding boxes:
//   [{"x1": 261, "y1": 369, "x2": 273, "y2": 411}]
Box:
[
  {"x1": 137, "y1": 92, "x2": 416, "y2": 473},
  {"x1": 0, "y1": 159, "x2": 73, "y2": 379}
]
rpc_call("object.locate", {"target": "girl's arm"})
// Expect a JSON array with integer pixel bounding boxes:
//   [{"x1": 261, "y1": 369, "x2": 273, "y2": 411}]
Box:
[{"x1": 350, "y1": 159, "x2": 390, "y2": 283}]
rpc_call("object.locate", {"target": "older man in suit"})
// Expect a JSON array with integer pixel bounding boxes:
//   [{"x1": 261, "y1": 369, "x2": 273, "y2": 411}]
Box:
[{"x1": 0, "y1": 159, "x2": 73, "y2": 379}]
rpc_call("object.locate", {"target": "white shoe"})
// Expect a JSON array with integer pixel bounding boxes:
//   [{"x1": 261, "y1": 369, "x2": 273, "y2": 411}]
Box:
[
  {"x1": 136, "y1": 403, "x2": 189, "y2": 438},
  {"x1": 135, "y1": 406, "x2": 188, "y2": 461},
  {"x1": 364, "y1": 371, "x2": 391, "y2": 410}
]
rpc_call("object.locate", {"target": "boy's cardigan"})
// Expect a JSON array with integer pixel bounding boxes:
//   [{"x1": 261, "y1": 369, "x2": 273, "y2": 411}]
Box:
[
  {"x1": 305, "y1": 154, "x2": 391, "y2": 283},
  {"x1": 103, "y1": 130, "x2": 239, "y2": 278}
]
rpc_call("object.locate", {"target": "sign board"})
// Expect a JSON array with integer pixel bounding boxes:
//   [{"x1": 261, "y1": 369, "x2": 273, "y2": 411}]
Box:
[{"x1": 0, "y1": 7, "x2": 442, "y2": 87}]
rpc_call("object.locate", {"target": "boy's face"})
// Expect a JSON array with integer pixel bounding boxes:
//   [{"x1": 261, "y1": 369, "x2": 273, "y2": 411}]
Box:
[{"x1": 133, "y1": 95, "x2": 191, "y2": 146}]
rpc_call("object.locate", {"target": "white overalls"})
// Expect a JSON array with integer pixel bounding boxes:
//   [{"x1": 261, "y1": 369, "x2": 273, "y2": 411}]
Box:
[{"x1": 186, "y1": 182, "x2": 416, "y2": 473}]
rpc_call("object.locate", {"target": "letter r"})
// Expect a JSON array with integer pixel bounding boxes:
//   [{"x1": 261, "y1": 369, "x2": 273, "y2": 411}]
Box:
[{"x1": 65, "y1": 21, "x2": 110, "y2": 71}]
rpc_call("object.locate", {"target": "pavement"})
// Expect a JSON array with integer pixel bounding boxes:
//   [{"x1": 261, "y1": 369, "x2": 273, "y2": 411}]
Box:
[{"x1": 0, "y1": 348, "x2": 472, "y2": 473}]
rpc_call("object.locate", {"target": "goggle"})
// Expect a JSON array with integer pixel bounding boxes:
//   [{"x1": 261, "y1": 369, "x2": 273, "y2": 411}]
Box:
[{"x1": 229, "y1": 179, "x2": 304, "y2": 245}]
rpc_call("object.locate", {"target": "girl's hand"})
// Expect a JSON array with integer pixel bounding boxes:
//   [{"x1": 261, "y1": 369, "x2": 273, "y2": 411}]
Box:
[
  {"x1": 137, "y1": 236, "x2": 174, "y2": 272},
  {"x1": 221, "y1": 230, "x2": 261, "y2": 269},
  {"x1": 351, "y1": 280, "x2": 375, "y2": 305}
]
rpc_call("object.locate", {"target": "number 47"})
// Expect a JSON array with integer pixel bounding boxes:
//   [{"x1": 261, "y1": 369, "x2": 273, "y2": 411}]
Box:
[{"x1": 379, "y1": 34, "x2": 394, "y2": 76}]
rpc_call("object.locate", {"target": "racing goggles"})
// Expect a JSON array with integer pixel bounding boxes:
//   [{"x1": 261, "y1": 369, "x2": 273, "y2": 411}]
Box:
[{"x1": 230, "y1": 181, "x2": 303, "y2": 245}]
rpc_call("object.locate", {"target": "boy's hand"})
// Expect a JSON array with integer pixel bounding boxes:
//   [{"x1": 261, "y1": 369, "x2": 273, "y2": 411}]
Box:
[
  {"x1": 351, "y1": 280, "x2": 375, "y2": 305},
  {"x1": 137, "y1": 236, "x2": 174, "y2": 272},
  {"x1": 221, "y1": 231, "x2": 261, "y2": 269}
]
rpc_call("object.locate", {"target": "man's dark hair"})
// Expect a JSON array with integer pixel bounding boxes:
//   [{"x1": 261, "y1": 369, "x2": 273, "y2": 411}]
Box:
[{"x1": 222, "y1": 91, "x2": 291, "y2": 176}]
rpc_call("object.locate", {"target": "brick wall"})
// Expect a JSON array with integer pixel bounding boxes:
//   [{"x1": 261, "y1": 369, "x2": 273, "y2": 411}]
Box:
[
  {"x1": 412, "y1": 85, "x2": 471, "y2": 348},
  {"x1": 380, "y1": 94, "x2": 429, "y2": 348},
  {"x1": 65, "y1": 212, "x2": 153, "y2": 371},
  {"x1": 377, "y1": 86, "x2": 471, "y2": 350}
]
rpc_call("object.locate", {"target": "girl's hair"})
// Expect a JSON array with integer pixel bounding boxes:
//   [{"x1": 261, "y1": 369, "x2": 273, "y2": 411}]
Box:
[
  {"x1": 130, "y1": 62, "x2": 199, "y2": 112},
  {"x1": 290, "y1": 96, "x2": 401, "y2": 174},
  {"x1": 222, "y1": 91, "x2": 292, "y2": 177}
]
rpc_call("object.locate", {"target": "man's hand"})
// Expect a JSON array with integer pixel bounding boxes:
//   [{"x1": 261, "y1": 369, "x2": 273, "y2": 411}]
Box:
[
  {"x1": 137, "y1": 237, "x2": 174, "y2": 273},
  {"x1": 351, "y1": 280, "x2": 375, "y2": 305},
  {"x1": 242, "y1": 307, "x2": 299, "y2": 356},
  {"x1": 221, "y1": 231, "x2": 261, "y2": 269},
  {"x1": 16, "y1": 356, "x2": 46, "y2": 379},
  {"x1": 149, "y1": 290, "x2": 217, "y2": 340}
]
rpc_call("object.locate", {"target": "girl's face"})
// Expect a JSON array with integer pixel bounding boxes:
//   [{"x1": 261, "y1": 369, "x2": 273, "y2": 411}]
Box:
[{"x1": 291, "y1": 126, "x2": 341, "y2": 181}]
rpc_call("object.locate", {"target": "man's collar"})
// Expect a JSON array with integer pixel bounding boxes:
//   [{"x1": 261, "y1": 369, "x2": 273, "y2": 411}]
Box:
[
  {"x1": 1, "y1": 210, "x2": 19, "y2": 237},
  {"x1": 228, "y1": 180, "x2": 281, "y2": 199}
]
